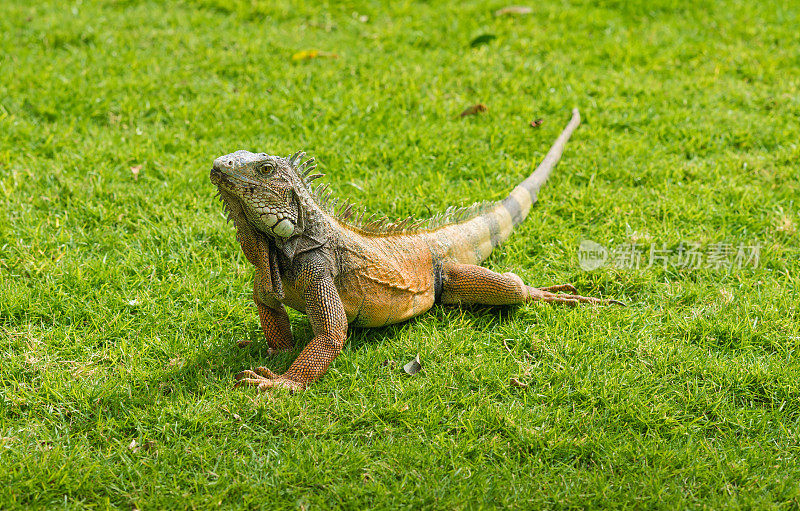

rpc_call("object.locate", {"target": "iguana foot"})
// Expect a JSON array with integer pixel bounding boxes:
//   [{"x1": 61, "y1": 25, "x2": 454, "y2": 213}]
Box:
[
  {"x1": 497, "y1": 273, "x2": 623, "y2": 306},
  {"x1": 234, "y1": 368, "x2": 304, "y2": 392},
  {"x1": 528, "y1": 284, "x2": 626, "y2": 307}
]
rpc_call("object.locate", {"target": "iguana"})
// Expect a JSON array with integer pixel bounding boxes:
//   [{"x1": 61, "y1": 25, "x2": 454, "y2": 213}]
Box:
[{"x1": 210, "y1": 108, "x2": 621, "y2": 392}]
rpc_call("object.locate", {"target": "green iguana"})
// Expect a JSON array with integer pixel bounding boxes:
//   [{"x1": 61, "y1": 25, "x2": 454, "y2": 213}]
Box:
[{"x1": 210, "y1": 108, "x2": 621, "y2": 392}]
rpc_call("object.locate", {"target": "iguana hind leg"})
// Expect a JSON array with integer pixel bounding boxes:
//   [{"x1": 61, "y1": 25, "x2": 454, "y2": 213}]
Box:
[{"x1": 440, "y1": 262, "x2": 623, "y2": 307}]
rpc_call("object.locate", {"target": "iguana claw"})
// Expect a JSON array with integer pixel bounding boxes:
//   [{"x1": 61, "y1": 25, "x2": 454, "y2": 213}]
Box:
[
  {"x1": 529, "y1": 285, "x2": 626, "y2": 307},
  {"x1": 234, "y1": 368, "x2": 303, "y2": 392}
]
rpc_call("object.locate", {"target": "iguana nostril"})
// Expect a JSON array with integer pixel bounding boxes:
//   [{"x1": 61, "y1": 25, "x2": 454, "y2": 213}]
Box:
[{"x1": 228, "y1": 160, "x2": 233, "y2": 166}]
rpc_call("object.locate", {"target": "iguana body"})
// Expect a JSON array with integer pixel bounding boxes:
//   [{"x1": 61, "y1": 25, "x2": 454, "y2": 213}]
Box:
[{"x1": 210, "y1": 109, "x2": 620, "y2": 391}]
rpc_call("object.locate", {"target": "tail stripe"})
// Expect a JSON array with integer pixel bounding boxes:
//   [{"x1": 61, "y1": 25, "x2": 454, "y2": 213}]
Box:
[{"x1": 501, "y1": 194, "x2": 523, "y2": 224}]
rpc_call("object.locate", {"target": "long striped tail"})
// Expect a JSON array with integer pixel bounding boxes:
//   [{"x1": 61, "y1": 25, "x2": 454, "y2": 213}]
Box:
[
  {"x1": 432, "y1": 108, "x2": 581, "y2": 265},
  {"x1": 497, "y1": 107, "x2": 581, "y2": 232}
]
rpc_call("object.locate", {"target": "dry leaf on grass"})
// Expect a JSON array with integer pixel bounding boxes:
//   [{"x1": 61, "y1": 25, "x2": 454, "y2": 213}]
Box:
[
  {"x1": 510, "y1": 377, "x2": 528, "y2": 388},
  {"x1": 130, "y1": 165, "x2": 142, "y2": 180},
  {"x1": 129, "y1": 439, "x2": 156, "y2": 452},
  {"x1": 530, "y1": 118, "x2": 543, "y2": 128},
  {"x1": 403, "y1": 354, "x2": 422, "y2": 375},
  {"x1": 495, "y1": 6, "x2": 533, "y2": 16},
  {"x1": 460, "y1": 104, "x2": 488, "y2": 117}
]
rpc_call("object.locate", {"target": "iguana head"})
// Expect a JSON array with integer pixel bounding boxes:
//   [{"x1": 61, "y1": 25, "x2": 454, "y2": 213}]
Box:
[{"x1": 211, "y1": 150, "x2": 317, "y2": 238}]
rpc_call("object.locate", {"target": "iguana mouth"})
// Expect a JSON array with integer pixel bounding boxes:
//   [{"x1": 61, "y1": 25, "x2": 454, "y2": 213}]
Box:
[
  {"x1": 209, "y1": 167, "x2": 228, "y2": 189},
  {"x1": 210, "y1": 167, "x2": 259, "y2": 191}
]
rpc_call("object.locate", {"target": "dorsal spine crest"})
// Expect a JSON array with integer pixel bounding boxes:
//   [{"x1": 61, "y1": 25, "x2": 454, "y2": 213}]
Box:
[{"x1": 288, "y1": 151, "x2": 494, "y2": 236}]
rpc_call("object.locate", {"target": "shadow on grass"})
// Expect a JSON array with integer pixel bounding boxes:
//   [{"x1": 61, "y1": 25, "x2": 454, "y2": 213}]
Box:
[
  {"x1": 76, "y1": 303, "x2": 537, "y2": 420},
  {"x1": 152, "y1": 303, "x2": 523, "y2": 388}
]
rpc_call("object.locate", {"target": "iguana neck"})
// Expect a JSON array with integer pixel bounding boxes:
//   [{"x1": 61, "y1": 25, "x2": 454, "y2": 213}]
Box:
[{"x1": 271, "y1": 192, "x2": 334, "y2": 262}]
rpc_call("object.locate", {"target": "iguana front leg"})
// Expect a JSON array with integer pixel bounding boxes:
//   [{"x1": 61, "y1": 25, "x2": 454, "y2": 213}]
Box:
[
  {"x1": 236, "y1": 269, "x2": 294, "y2": 351},
  {"x1": 254, "y1": 294, "x2": 294, "y2": 351},
  {"x1": 235, "y1": 266, "x2": 347, "y2": 392}
]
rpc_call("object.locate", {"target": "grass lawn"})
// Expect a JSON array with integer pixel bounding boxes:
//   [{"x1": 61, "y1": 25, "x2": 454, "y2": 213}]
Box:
[{"x1": 2, "y1": 0, "x2": 799, "y2": 508}]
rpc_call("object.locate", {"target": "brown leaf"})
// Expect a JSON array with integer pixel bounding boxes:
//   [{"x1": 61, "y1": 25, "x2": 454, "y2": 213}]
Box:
[
  {"x1": 128, "y1": 439, "x2": 139, "y2": 452},
  {"x1": 236, "y1": 339, "x2": 252, "y2": 348},
  {"x1": 460, "y1": 104, "x2": 488, "y2": 118},
  {"x1": 130, "y1": 165, "x2": 142, "y2": 180},
  {"x1": 530, "y1": 118, "x2": 543, "y2": 128},
  {"x1": 403, "y1": 354, "x2": 422, "y2": 375},
  {"x1": 510, "y1": 377, "x2": 528, "y2": 388},
  {"x1": 291, "y1": 50, "x2": 339, "y2": 61},
  {"x1": 495, "y1": 6, "x2": 533, "y2": 16}
]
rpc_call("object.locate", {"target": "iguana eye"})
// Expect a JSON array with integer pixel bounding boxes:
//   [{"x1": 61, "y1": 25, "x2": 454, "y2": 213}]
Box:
[{"x1": 259, "y1": 161, "x2": 275, "y2": 175}]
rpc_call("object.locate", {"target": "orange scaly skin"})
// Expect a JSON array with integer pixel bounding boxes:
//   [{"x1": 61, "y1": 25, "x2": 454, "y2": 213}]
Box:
[{"x1": 210, "y1": 109, "x2": 622, "y2": 392}]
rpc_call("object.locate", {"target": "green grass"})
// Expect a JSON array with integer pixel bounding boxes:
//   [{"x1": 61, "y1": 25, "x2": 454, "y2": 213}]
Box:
[{"x1": 1, "y1": 0, "x2": 799, "y2": 508}]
